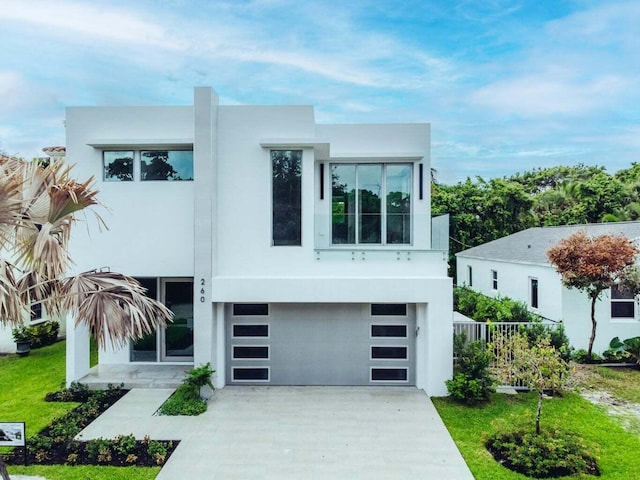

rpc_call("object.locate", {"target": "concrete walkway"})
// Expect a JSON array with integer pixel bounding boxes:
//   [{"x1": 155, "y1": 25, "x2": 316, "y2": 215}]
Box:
[{"x1": 78, "y1": 386, "x2": 474, "y2": 480}]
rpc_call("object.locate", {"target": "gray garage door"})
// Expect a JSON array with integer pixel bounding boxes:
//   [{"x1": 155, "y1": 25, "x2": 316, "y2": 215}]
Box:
[{"x1": 226, "y1": 303, "x2": 416, "y2": 386}]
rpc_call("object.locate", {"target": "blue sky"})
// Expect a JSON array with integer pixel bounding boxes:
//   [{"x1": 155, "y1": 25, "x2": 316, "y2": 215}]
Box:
[{"x1": 1, "y1": 0, "x2": 638, "y2": 184}]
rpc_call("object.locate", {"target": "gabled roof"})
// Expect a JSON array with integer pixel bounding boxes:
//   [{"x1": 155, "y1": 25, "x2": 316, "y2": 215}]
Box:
[{"x1": 456, "y1": 222, "x2": 640, "y2": 266}]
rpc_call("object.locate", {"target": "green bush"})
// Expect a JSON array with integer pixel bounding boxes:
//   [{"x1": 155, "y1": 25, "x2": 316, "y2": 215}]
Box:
[
  {"x1": 454, "y1": 287, "x2": 543, "y2": 323},
  {"x1": 573, "y1": 349, "x2": 603, "y2": 364},
  {"x1": 158, "y1": 362, "x2": 214, "y2": 416},
  {"x1": 522, "y1": 322, "x2": 573, "y2": 362},
  {"x1": 485, "y1": 422, "x2": 599, "y2": 478},
  {"x1": 29, "y1": 320, "x2": 60, "y2": 348},
  {"x1": 447, "y1": 334, "x2": 493, "y2": 404}
]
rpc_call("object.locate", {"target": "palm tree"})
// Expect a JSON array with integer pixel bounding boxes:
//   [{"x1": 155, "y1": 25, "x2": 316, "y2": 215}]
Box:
[{"x1": 0, "y1": 156, "x2": 172, "y2": 480}]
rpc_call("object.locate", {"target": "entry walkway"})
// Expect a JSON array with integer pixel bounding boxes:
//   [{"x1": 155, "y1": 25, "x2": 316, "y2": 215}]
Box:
[{"x1": 78, "y1": 386, "x2": 474, "y2": 480}]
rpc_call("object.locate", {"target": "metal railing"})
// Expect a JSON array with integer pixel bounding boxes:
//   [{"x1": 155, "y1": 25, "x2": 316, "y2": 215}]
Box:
[{"x1": 453, "y1": 318, "x2": 560, "y2": 389}]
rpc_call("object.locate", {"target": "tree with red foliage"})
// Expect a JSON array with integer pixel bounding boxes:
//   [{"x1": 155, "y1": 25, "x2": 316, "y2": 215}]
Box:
[{"x1": 547, "y1": 231, "x2": 640, "y2": 358}]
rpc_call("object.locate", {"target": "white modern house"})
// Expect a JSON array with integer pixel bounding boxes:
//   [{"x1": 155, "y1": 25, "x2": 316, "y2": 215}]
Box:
[
  {"x1": 456, "y1": 222, "x2": 640, "y2": 354},
  {"x1": 64, "y1": 87, "x2": 452, "y2": 395}
]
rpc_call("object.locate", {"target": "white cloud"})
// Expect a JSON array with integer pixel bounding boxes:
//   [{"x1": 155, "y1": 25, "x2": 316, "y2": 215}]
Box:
[
  {"x1": 1, "y1": 0, "x2": 183, "y2": 50},
  {"x1": 469, "y1": 74, "x2": 631, "y2": 117}
]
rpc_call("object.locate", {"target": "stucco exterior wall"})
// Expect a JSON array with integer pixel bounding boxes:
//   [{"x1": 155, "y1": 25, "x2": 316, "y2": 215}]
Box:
[
  {"x1": 457, "y1": 255, "x2": 640, "y2": 354},
  {"x1": 64, "y1": 88, "x2": 452, "y2": 396}
]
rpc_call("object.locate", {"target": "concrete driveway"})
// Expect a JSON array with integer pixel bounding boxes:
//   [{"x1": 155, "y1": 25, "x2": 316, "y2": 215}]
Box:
[{"x1": 78, "y1": 386, "x2": 474, "y2": 479}]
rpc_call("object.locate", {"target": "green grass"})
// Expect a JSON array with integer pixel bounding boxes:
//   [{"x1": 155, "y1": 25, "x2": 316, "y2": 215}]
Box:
[
  {"x1": 584, "y1": 366, "x2": 640, "y2": 404},
  {"x1": 433, "y1": 391, "x2": 640, "y2": 480},
  {"x1": 7, "y1": 465, "x2": 160, "y2": 480},
  {"x1": 0, "y1": 341, "x2": 160, "y2": 480},
  {"x1": 0, "y1": 341, "x2": 78, "y2": 436}
]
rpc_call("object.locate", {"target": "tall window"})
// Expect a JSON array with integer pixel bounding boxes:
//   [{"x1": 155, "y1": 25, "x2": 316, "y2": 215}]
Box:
[
  {"x1": 530, "y1": 278, "x2": 539, "y2": 309},
  {"x1": 611, "y1": 285, "x2": 635, "y2": 319},
  {"x1": 272, "y1": 150, "x2": 302, "y2": 246},
  {"x1": 331, "y1": 163, "x2": 411, "y2": 245},
  {"x1": 467, "y1": 266, "x2": 473, "y2": 287},
  {"x1": 491, "y1": 270, "x2": 498, "y2": 290}
]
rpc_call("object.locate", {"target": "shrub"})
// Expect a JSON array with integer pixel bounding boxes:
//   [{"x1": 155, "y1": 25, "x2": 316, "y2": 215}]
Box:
[
  {"x1": 573, "y1": 349, "x2": 603, "y2": 364},
  {"x1": 28, "y1": 320, "x2": 60, "y2": 348},
  {"x1": 447, "y1": 334, "x2": 493, "y2": 404},
  {"x1": 114, "y1": 434, "x2": 137, "y2": 456},
  {"x1": 158, "y1": 363, "x2": 214, "y2": 416},
  {"x1": 522, "y1": 322, "x2": 573, "y2": 362},
  {"x1": 147, "y1": 440, "x2": 168, "y2": 465},
  {"x1": 454, "y1": 287, "x2": 543, "y2": 323},
  {"x1": 485, "y1": 418, "x2": 600, "y2": 478}
]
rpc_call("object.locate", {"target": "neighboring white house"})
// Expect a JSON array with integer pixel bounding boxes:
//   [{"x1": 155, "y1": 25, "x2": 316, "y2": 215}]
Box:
[
  {"x1": 64, "y1": 87, "x2": 452, "y2": 395},
  {"x1": 456, "y1": 222, "x2": 640, "y2": 354}
]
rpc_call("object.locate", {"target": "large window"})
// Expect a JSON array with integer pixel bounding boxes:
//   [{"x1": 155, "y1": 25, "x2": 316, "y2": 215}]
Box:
[
  {"x1": 103, "y1": 150, "x2": 193, "y2": 182},
  {"x1": 611, "y1": 285, "x2": 635, "y2": 319},
  {"x1": 331, "y1": 163, "x2": 411, "y2": 245},
  {"x1": 272, "y1": 150, "x2": 302, "y2": 246},
  {"x1": 141, "y1": 151, "x2": 193, "y2": 181}
]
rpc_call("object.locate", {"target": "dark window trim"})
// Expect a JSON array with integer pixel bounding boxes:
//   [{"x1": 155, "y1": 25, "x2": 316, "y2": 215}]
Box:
[
  {"x1": 370, "y1": 324, "x2": 408, "y2": 338},
  {"x1": 371, "y1": 304, "x2": 407, "y2": 316},
  {"x1": 233, "y1": 303, "x2": 269, "y2": 316},
  {"x1": 232, "y1": 324, "x2": 270, "y2": 338},
  {"x1": 232, "y1": 367, "x2": 270, "y2": 382},
  {"x1": 370, "y1": 367, "x2": 409, "y2": 382}
]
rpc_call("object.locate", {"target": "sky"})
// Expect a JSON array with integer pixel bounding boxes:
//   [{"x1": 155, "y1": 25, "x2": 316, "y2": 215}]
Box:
[{"x1": 1, "y1": 0, "x2": 639, "y2": 184}]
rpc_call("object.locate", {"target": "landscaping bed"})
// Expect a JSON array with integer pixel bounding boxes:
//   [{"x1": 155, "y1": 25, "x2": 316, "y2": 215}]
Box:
[{"x1": 3, "y1": 382, "x2": 178, "y2": 468}]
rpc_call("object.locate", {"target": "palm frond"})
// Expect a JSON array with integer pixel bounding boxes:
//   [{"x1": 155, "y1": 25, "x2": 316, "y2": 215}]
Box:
[
  {"x1": 0, "y1": 158, "x2": 24, "y2": 247},
  {"x1": 0, "y1": 260, "x2": 27, "y2": 327},
  {"x1": 62, "y1": 271, "x2": 173, "y2": 350}
]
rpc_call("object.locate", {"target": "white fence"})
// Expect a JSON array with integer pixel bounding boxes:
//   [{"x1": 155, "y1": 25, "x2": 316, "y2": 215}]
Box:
[{"x1": 453, "y1": 318, "x2": 560, "y2": 389}]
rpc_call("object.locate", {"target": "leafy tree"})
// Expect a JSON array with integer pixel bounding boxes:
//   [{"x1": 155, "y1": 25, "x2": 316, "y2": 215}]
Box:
[
  {"x1": 141, "y1": 151, "x2": 180, "y2": 180},
  {"x1": 547, "y1": 231, "x2": 640, "y2": 357},
  {"x1": 492, "y1": 332, "x2": 568, "y2": 434},
  {"x1": 508, "y1": 164, "x2": 606, "y2": 194}
]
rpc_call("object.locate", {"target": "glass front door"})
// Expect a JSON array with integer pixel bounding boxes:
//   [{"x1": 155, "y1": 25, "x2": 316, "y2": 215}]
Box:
[
  {"x1": 161, "y1": 279, "x2": 194, "y2": 361},
  {"x1": 131, "y1": 277, "x2": 194, "y2": 363}
]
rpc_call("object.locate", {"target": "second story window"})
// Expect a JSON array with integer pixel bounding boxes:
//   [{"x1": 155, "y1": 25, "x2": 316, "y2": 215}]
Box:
[
  {"x1": 104, "y1": 151, "x2": 134, "y2": 181},
  {"x1": 331, "y1": 163, "x2": 411, "y2": 245},
  {"x1": 141, "y1": 151, "x2": 193, "y2": 181},
  {"x1": 491, "y1": 270, "x2": 498, "y2": 290},
  {"x1": 272, "y1": 150, "x2": 302, "y2": 246},
  {"x1": 103, "y1": 150, "x2": 193, "y2": 181}
]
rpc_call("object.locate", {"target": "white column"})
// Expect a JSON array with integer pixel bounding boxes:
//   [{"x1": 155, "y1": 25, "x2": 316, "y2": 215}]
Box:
[
  {"x1": 424, "y1": 283, "x2": 453, "y2": 396},
  {"x1": 214, "y1": 302, "x2": 226, "y2": 389},
  {"x1": 192, "y1": 87, "x2": 219, "y2": 368},
  {"x1": 65, "y1": 314, "x2": 91, "y2": 387}
]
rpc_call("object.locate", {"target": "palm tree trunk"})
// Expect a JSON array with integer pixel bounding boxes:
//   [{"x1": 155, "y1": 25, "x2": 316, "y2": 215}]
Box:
[
  {"x1": 0, "y1": 456, "x2": 11, "y2": 480},
  {"x1": 587, "y1": 295, "x2": 598, "y2": 359}
]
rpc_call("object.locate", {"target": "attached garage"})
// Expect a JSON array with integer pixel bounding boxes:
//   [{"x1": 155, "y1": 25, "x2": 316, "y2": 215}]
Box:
[{"x1": 226, "y1": 303, "x2": 416, "y2": 386}]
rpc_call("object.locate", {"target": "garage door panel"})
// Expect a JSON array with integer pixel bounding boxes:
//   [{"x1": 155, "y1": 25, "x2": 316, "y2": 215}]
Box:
[{"x1": 226, "y1": 303, "x2": 415, "y2": 386}]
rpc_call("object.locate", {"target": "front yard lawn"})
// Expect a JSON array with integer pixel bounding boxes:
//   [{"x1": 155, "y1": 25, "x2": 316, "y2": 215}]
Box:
[
  {"x1": 433, "y1": 391, "x2": 640, "y2": 480},
  {"x1": 0, "y1": 341, "x2": 161, "y2": 479}
]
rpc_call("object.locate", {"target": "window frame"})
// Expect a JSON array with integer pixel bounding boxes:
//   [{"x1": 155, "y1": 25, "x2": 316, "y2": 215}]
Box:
[
  {"x1": 467, "y1": 265, "x2": 473, "y2": 287},
  {"x1": 530, "y1": 277, "x2": 539, "y2": 309},
  {"x1": 330, "y1": 162, "x2": 412, "y2": 246},
  {"x1": 102, "y1": 150, "x2": 194, "y2": 182},
  {"x1": 271, "y1": 149, "x2": 303, "y2": 246},
  {"x1": 611, "y1": 284, "x2": 635, "y2": 320},
  {"x1": 491, "y1": 270, "x2": 498, "y2": 290}
]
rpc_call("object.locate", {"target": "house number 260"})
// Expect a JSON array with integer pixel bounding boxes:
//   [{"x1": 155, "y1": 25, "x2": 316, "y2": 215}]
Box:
[{"x1": 200, "y1": 278, "x2": 206, "y2": 303}]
